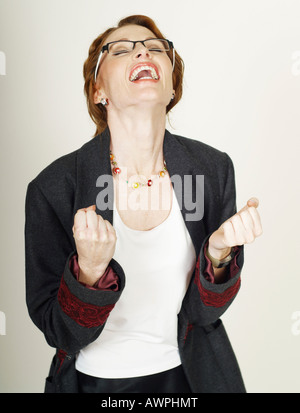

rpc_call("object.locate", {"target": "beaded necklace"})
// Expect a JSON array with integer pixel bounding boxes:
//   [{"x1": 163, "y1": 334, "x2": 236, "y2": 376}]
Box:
[{"x1": 110, "y1": 151, "x2": 167, "y2": 189}]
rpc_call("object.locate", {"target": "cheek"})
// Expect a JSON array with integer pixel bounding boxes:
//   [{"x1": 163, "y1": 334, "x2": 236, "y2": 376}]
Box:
[
  {"x1": 162, "y1": 71, "x2": 174, "y2": 94},
  {"x1": 99, "y1": 62, "x2": 126, "y2": 96},
  {"x1": 161, "y1": 57, "x2": 174, "y2": 88}
]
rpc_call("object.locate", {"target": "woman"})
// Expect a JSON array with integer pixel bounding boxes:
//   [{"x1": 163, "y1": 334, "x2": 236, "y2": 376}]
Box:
[{"x1": 25, "y1": 15, "x2": 262, "y2": 393}]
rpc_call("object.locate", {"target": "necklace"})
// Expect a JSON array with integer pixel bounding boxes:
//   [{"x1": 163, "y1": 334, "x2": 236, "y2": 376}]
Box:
[{"x1": 110, "y1": 151, "x2": 167, "y2": 189}]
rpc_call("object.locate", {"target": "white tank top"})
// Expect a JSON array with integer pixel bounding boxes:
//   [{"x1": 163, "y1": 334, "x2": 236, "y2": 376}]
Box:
[{"x1": 75, "y1": 188, "x2": 196, "y2": 378}]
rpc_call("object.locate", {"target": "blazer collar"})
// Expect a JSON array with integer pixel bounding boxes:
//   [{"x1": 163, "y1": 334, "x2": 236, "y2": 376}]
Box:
[{"x1": 76, "y1": 127, "x2": 205, "y2": 256}]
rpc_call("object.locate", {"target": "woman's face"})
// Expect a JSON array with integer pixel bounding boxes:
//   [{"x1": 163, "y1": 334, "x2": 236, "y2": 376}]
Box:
[{"x1": 94, "y1": 24, "x2": 174, "y2": 111}]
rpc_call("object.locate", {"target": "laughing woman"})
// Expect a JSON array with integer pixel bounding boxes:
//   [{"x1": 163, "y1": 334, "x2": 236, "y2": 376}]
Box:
[{"x1": 25, "y1": 15, "x2": 262, "y2": 393}]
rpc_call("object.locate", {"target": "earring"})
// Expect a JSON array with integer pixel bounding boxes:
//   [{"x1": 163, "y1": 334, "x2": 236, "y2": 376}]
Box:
[
  {"x1": 171, "y1": 93, "x2": 175, "y2": 101},
  {"x1": 100, "y1": 98, "x2": 108, "y2": 106}
]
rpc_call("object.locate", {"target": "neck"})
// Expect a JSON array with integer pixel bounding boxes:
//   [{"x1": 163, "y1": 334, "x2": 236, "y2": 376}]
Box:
[{"x1": 107, "y1": 106, "x2": 167, "y2": 176}]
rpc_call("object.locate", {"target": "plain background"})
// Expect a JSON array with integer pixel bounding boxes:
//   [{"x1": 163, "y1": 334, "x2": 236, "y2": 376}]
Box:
[{"x1": 0, "y1": 0, "x2": 299, "y2": 393}]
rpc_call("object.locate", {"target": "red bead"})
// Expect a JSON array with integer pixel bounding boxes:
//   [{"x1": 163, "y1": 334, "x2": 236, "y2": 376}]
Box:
[
  {"x1": 147, "y1": 179, "x2": 153, "y2": 186},
  {"x1": 113, "y1": 167, "x2": 121, "y2": 174}
]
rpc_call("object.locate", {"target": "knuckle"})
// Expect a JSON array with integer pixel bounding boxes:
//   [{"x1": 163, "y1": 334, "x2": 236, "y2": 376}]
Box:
[
  {"x1": 91, "y1": 231, "x2": 100, "y2": 242},
  {"x1": 75, "y1": 209, "x2": 85, "y2": 217},
  {"x1": 223, "y1": 221, "x2": 231, "y2": 231},
  {"x1": 241, "y1": 210, "x2": 251, "y2": 222},
  {"x1": 87, "y1": 209, "x2": 96, "y2": 217},
  {"x1": 110, "y1": 233, "x2": 117, "y2": 244},
  {"x1": 245, "y1": 229, "x2": 255, "y2": 243},
  {"x1": 73, "y1": 224, "x2": 80, "y2": 233},
  {"x1": 256, "y1": 228, "x2": 263, "y2": 237},
  {"x1": 99, "y1": 233, "x2": 109, "y2": 244},
  {"x1": 75, "y1": 230, "x2": 86, "y2": 240},
  {"x1": 231, "y1": 215, "x2": 241, "y2": 225}
]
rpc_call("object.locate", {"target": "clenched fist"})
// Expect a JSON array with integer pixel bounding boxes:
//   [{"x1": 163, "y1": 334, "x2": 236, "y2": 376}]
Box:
[
  {"x1": 72, "y1": 205, "x2": 117, "y2": 286},
  {"x1": 208, "y1": 197, "x2": 263, "y2": 261}
]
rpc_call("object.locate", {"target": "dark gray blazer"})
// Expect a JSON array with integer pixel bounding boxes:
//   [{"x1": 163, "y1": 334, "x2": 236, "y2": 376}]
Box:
[{"x1": 25, "y1": 128, "x2": 246, "y2": 393}]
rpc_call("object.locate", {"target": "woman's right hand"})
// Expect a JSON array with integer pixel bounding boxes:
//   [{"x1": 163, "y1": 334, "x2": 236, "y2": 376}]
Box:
[{"x1": 72, "y1": 205, "x2": 117, "y2": 286}]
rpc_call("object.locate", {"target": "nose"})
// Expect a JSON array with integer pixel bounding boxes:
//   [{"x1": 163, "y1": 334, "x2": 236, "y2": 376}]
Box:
[{"x1": 133, "y1": 43, "x2": 152, "y2": 60}]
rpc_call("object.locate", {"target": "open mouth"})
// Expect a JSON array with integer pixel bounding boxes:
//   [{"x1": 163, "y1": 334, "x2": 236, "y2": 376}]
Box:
[{"x1": 129, "y1": 64, "x2": 159, "y2": 82}]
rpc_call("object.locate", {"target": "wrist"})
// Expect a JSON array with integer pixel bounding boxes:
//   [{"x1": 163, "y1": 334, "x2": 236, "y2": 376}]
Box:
[
  {"x1": 207, "y1": 244, "x2": 232, "y2": 261},
  {"x1": 206, "y1": 244, "x2": 234, "y2": 269},
  {"x1": 78, "y1": 262, "x2": 108, "y2": 287}
]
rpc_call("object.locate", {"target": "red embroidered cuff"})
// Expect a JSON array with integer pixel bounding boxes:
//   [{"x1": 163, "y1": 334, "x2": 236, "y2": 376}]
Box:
[
  {"x1": 203, "y1": 242, "x2": 241, "y2": 284},
  {"x1": 57, "y1": 277, "x2": 115, "y2": 327},
  {"x1": 69, "y1": 254, "x2": 119, "y2": 291},
  {"x1": 196, "y1": 275, "x2": 241, "y2": 307},
  {"x1": 194, "y1": 250, "x2": 241, "y2": 308}
]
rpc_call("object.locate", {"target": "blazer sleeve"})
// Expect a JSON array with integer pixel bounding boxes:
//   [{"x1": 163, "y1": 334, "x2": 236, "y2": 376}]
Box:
[
  {"x1": 25, "y1": 180, "x2": 125, "y2": 355},
  {"x1": 182, "y1": 153, "x2": 244, "y2": 326}
]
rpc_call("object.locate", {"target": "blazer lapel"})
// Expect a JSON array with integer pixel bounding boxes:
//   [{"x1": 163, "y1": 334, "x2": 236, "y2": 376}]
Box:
[
  {"x1": 75, "y1": 127, "x2": 113, "y2": 224},
  {"x1": 163, "y1": 130, "x2": 206, "y2": 257}
]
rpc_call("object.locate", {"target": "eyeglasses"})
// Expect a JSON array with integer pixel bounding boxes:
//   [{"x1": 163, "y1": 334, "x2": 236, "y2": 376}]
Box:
[{"x1": 94, "y1": 38, "x2": 175, "y2": 82}]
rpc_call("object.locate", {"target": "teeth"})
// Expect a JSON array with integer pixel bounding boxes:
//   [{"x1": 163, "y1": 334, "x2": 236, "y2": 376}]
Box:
[{"x1": 130, "y1": 65, "x2": 159, "y2": 82}]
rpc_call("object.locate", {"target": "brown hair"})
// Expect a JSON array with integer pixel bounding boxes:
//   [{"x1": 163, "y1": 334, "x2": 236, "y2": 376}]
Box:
[{"x1": 83, "y1": 15, "x2": 185, "y2": 137}]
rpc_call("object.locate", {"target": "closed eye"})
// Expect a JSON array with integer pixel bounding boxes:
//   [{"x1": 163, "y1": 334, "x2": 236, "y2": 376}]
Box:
[
  {"x1": 148, "y1": 48, "x2": 164, "y2": 53},
  {"x1": 112, "y1": 50, "x2": 130, "y2": 56}
]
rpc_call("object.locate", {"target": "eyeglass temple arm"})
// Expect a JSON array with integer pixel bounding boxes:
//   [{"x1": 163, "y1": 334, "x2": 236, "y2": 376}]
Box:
[
  {"x1": 94, "y1": 45, "x2": 176, "y2": 83},
  {"x1": 94, "y1": 51, "x2": 103, "y2": 83},
  {"x1": 172, "y1": 48, "x2": 175, "y2": 71}
]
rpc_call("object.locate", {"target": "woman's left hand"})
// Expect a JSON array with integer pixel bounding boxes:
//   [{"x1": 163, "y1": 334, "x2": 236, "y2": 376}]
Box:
[{"x1": 208, "y1": 197, "x2": 263, "y2": 260}]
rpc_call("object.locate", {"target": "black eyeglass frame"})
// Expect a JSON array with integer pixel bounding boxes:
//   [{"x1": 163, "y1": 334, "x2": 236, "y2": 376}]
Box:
[
  {"x1": 102, "y1": 38, "x2": 174, "y2": 54},
  {"x1": 94, "y1": 38, "x2": 175, "y2": 82}
]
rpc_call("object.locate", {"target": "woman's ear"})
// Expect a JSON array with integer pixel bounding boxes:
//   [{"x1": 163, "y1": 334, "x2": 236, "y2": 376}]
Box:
[
  {"x1": 94, "y1": 88, "x2": 108, "y2": 105},
  {"x1": 93, "y1": 89, "x2": 102, "y2": 104}
]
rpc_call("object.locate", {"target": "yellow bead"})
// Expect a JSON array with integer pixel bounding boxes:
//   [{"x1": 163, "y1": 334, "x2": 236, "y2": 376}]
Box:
[{"x1": 133, "y1": 182, "x2": 139, "y2": 189}]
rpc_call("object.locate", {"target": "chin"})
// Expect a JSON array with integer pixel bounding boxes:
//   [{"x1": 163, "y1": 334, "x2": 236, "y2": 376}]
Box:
[
  {"x1": 133, "y1": 98, "x2": 168, "y2": 109},
  {"x1": 132, "y1": 90, "x2": 168, "y2": 104}
]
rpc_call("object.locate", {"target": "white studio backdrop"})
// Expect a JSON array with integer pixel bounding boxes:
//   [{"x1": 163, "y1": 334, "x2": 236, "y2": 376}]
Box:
[{"x1": 0, "y1": 0, "x2": 299, "y2": 393}]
